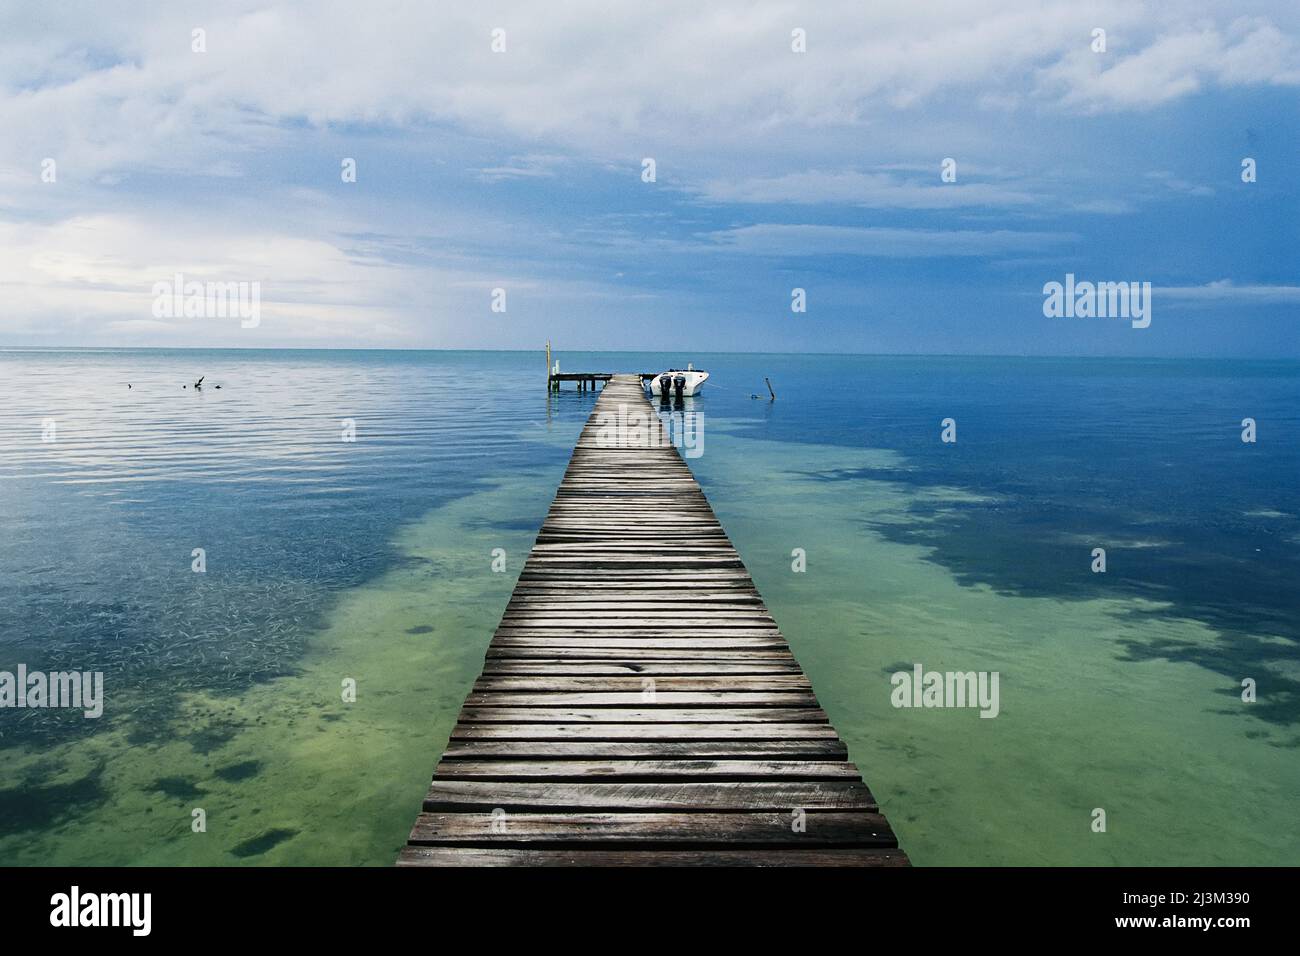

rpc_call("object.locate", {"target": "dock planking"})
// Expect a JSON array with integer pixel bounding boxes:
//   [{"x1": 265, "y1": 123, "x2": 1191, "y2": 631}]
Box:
[{"x1": 399, "y1": 375, "x2": 908, "y2": 867}]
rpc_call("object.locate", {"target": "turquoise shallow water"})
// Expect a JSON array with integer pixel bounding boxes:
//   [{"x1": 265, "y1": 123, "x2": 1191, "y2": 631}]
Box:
[{"x1": 1, "y1": 349, "x2": 1297, "y2": 864}]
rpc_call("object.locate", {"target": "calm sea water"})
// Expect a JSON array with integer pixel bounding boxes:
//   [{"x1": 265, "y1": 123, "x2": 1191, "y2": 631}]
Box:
[{"x1": 1, "y1": 349, "x2": 1297, "y2": 864}]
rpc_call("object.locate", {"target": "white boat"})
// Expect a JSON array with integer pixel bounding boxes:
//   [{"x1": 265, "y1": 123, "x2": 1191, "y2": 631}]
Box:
[{"x1": 649, "y1": 364, "x2": 709, "y2": 397}]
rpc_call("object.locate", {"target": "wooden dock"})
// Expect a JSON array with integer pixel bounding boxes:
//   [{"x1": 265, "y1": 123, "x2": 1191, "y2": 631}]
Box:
[
  {"x1": 399, "y1": 375, "x2": 907, "y2": 866},
  {"x1": 547, "y1": 371, "x2": 656, "y2": 391}
]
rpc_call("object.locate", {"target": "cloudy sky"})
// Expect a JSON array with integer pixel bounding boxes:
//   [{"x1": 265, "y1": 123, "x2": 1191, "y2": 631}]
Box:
[{"x1": 1, "y1": 0, "x2": 1297, "y2": 355}]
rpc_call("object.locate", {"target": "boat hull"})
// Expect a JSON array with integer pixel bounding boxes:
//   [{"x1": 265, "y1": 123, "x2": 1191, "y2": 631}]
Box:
[{"x1": 650, "y1": 370, "x2": 709, "y2": 397}]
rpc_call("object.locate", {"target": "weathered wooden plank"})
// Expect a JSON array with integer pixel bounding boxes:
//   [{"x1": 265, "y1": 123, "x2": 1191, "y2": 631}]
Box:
[
  {"x1": 431, "y1": 760, "x2": 862, "y2": 780},
  {"x1": 474, "y1": 676, "x2": 813, "y2": 691},
  {"x1": 408, "y1": 810, "x2": 895, "y2": 845},
  {"x1": 489, "y1": 636, "x2": 787, "y2": 646},
  {"x1": 463, "y1": 692, "x2": 819, "y2": 708},
  {"x1": 500, "y1": 614, "x2": 777, "y2": 621},
  {"x1": 457, "y1": 707, "x2": 829, "y2": 724},
  {"x1": 483, "y1": 647, "x2": 798, "y2": 660},
  {"x1": 516, "y1": 572, "x2": 757, "y2": 582},
  {"x1": 439, "y1": 740, "x2": 849, "y2": 760},
  {"x1": 398, "y1": 846, "x2": 910, "y2": 866},
  {"x1": 448, "y1": 723, "x2": 844, "y2": 741},
  {"x1": 480, "y1": 662, "x2": 803, "y2": 675},
  {"x1": 493, "y1": 625, "x2": 782, "y2": 635},
  {"x1": 423, "y1": 780, "x2": 877, "y2": 811},
  {"x1": 512, "y1": 582, "x2": 759, "y2": 590},
  {"x1": 506, "y1": 600, "x2": 767, "y2": 609}
]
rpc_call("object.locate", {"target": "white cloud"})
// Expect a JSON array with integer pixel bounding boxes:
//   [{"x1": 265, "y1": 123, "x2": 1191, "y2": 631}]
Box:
[
  {"x1": 1, "y1": 1, "x2": 1296, "y2": 347},
  {"x1": 0, "y1": 205, "x2": 662, "y2": 346},
  {"x1": 1158, "y1": 280, "x2": 1300, "y2": 302},
  {"x1": 0, "y1": 212, "x2": 448, "y2": 345},
  {"x1": 476, "y1": 154, "x2": 570, "y2": 182},
  {"x1": 698, "y1": 169, "x2": 1038, "y2": 209},
  {"x1": 1070, "y1": 198, "x2": 1133, "y2": 215},
  {"x1": 2, "y1": 1, "x2": 1296, "y2": 181},
  {"x1": 1038, "y1": 17, "x2": 1300, "y2": 112},
  {"x1": 699, "y1": 223, "x2": 1078, "y2": 258},
  {"x1": 1144, "y1": 170, "x2": 1215, "y2": 197}
]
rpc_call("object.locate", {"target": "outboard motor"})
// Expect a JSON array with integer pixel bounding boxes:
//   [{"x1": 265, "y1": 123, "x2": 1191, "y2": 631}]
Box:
[
  {"x1": 673, "y1": 374, "x2": 686, "y2": 398},
  {"x1": 658, "y1": 374, "x2": 673, "y2": 397}
]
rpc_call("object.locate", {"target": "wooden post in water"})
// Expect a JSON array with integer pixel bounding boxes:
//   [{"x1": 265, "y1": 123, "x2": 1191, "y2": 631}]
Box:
[{"x1": 546, "y1": 340, "x2": 552, "y2": 391}]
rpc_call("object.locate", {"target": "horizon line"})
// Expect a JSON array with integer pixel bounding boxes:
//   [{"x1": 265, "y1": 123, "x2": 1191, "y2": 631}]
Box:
[{"x1": 2, "y1": 344, "x2": 1299, "y2": 363}]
